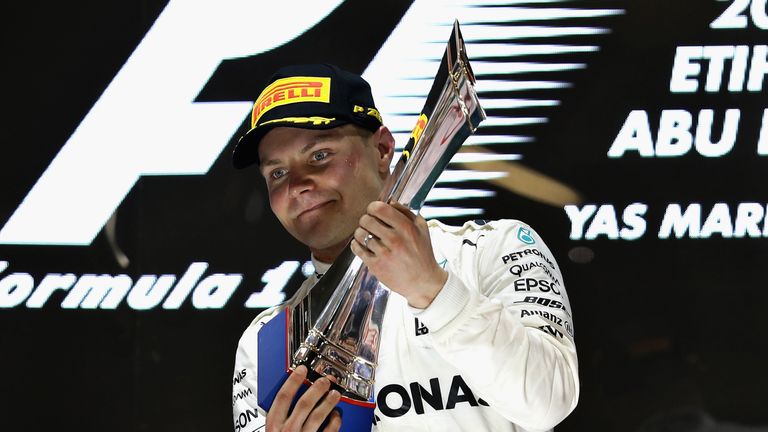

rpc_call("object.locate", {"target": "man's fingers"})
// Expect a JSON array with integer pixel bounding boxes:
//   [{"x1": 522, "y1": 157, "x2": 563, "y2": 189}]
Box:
[
  {"x1": 388, "y1": 200, "x2": 417, "y2": 221},
  {"x1": 267, "y1": 368, "x2": 344, "y2": 432},
  {"x1": 351, "y1": 237, "x2": 381, "y2": 264},
  {"x1": 323, "y1": 409, "x2": 342, "y2": 432},
  {"x1": 303, "y1": 390, "x2": 342, "y2": 432},
  {"x1": 283, "y1": 377, "x2": 332, "y2": 430},
  {"x1": 365, "y1": 201, "x2": 402, "y2": 228},
  {"x1": 269, "y1": 365, "x2": 308, "y2": 424},
  {"x1": 359, "y1": 212, "x2": 391, "y2": 241},
  {"x1": 354, "y1": 227, "x2": 372, "y2": 248},
  {"x1": 354, "y1": 227, "x2": 385, "y2": 255},
  {"x1": 365, "y1": 201, "x2": 418, "y2": 237}
]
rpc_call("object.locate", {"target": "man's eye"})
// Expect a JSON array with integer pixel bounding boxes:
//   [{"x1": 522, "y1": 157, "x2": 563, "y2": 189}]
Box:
[
  {"x1": 271, "y1": 169, "x2": 286, "y2": 180},
  {"x1": 312, "y1": 151, "x2": 329, "y2": 161}
]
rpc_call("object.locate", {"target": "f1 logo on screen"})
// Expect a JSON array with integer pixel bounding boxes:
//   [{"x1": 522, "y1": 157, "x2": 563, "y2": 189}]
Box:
[
  {"x1": 0, "y1": 0, "x2": 345, "y2": 246},
  {"x1": 0, "y1": 0, "x2": 625, "y2": 247}
]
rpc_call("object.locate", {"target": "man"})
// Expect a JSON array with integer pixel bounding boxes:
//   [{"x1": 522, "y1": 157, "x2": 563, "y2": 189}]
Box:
[{"x1": 232, "y1": 63, "x2": 579, "y2": 432}]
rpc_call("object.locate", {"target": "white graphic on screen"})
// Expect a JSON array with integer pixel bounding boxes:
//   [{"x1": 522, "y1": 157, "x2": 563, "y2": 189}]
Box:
[
  {"x1": 364, "y1": 0, "x2": 624, "y2": 218},
  {"x1": 0, "y1": 0, "x2": 345, "y2": 246}
]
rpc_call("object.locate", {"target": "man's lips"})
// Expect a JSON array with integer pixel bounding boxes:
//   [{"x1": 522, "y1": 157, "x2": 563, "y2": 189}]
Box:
[{"x1": 296, "y1": 200, "x2": 333, "y2": 218}]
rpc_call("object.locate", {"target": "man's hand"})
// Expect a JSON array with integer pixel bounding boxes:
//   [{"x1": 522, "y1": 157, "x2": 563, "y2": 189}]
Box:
[
  {"x1": 266, "y1": 365, "x2": 342, "y2": 432},
  {"x1": 351, "y1": 200, "x2": 448, "y2": 308}
]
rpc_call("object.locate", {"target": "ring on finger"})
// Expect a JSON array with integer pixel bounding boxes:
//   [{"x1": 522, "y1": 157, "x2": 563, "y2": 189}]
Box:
[{"x1": 363, "y1": 233, "x2": 374, "y2": 248}]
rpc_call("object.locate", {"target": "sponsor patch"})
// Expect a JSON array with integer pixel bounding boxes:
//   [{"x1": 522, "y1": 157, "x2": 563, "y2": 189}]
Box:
[{"x1": 517, "y1": 227, "x2": 536, "y2": 245}]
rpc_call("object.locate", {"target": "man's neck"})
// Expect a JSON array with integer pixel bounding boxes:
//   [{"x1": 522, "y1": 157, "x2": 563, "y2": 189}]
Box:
[{"x1": 310, "y1": 236, "x2": 352, "y2": 264}]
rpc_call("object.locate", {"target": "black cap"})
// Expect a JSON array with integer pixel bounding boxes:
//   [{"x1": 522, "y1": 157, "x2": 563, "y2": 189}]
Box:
[{"x1": 232, "y1": 63, "x2": 383, "y2": 169}]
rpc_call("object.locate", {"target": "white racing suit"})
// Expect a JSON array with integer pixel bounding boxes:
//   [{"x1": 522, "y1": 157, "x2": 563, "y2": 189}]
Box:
[{"x1": 232, "y1": 219, "x2": 579, "y2": 431}]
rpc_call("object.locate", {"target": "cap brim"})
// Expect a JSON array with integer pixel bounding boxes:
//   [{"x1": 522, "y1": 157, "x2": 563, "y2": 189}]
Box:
[{"x1": 232, "y1": 119, "x2": 351, "y2": 169}]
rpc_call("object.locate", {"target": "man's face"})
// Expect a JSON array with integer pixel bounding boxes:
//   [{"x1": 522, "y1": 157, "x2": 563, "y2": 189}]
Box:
[{"x1": 258, "y1": 124, "x2": 393, "y2": 262}]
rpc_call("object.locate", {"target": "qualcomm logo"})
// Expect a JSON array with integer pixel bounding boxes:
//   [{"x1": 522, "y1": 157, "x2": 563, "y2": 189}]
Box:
[{"x1": 0, "y1": 0, "x2": 622, "y2": 246}]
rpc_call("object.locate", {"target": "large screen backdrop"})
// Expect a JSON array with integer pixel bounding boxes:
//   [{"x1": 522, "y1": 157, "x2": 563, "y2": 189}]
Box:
[{"x1": 2, "y1": 1, "x2": 766, "y2": 430}]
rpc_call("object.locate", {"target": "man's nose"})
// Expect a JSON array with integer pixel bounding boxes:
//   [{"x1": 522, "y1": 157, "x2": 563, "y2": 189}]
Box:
[{"x1": 288, "y1": 167, "x2": 315, "y2": 198}]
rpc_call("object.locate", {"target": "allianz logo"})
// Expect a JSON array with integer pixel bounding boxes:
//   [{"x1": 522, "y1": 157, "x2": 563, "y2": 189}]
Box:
[{"x1": 0, "y1": 260, "x2": 242, "y2": 310}]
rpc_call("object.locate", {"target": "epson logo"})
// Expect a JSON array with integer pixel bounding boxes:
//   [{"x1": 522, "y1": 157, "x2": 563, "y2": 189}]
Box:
[{"x1": 512, "y1": 278, "x2": 561, "y2": 295}]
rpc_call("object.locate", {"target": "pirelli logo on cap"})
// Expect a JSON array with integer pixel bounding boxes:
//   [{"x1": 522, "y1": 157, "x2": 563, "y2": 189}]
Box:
[{"x1": 252, "y1": 76, "x2": 331, "y2": 126}]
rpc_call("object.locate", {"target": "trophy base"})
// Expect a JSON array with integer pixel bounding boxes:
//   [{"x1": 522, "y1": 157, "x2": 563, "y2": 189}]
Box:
[{"x1": 257, "y1": 308, "x2": 376, "y2": 431}]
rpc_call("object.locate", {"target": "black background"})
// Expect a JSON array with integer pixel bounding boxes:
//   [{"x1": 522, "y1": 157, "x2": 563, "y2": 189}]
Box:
[{"x1": 2, "y1": 1, "x2": 767, "y2": 431}]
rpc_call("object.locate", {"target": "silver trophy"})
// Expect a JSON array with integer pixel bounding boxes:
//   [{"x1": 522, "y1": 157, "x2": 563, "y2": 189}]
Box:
[{"x1": 257, "y1": 21, "x2": 486, "y2": 429}]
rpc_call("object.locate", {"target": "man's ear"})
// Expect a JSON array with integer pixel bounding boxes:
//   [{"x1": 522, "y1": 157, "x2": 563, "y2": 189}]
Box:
[{"x1": 373, "y1": 126, "x2": 396, "y2": 177}]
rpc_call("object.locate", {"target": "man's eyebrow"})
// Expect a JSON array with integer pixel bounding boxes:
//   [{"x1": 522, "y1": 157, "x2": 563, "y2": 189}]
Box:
[
  {"x1": 260, "y1": 158, "x2": 281, "y2": 169},
  {"x1": 260, "y1": 132, "x2": 338, "y2": 169}
]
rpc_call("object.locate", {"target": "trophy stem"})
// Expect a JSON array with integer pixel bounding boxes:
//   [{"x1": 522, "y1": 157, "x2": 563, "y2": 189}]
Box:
[{"x1": 288, "y1": 21, "x2": 486, "y2": 404}]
